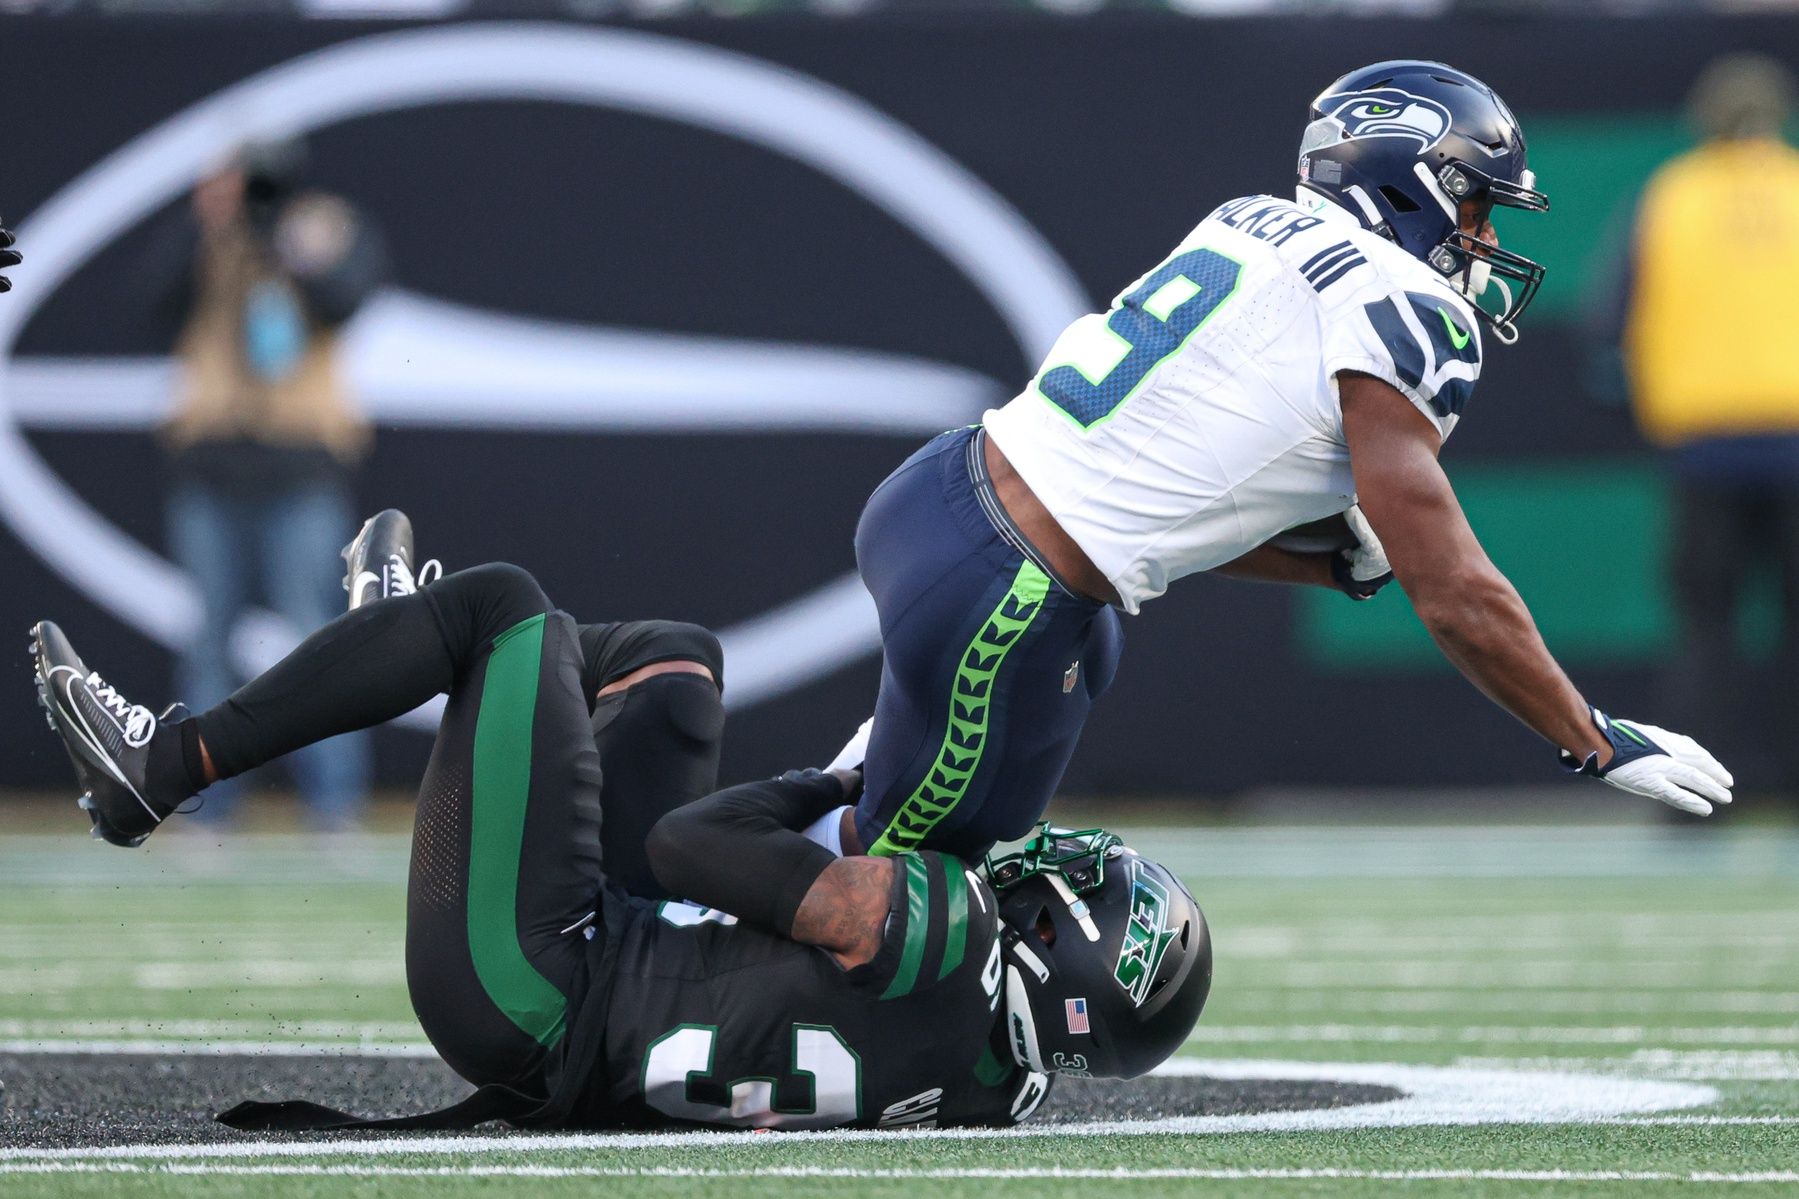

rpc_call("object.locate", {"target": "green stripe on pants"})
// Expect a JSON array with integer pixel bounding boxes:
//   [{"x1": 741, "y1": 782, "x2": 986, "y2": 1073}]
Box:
[
  {"x1": 869, "y1": 559, "x2": 1051, "y2": 856},
  {"x1": 469, "y1": 613, "x2": 568, "y2": 1046}
]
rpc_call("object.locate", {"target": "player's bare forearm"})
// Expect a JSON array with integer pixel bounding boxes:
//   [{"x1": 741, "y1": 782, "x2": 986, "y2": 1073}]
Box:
[
  {"x1": 1338, "y1": 372, "x2": 1609, "y2": 763},
  {"x1": 791, "y1": 855, "x2": 894, "y2": 970},
  {"x1": 1209, "y1": 543, "x2": 1336, "y2": 588},
  {"x1": 1409, "y1": 559, "x2": 1605, "y2": 760}
]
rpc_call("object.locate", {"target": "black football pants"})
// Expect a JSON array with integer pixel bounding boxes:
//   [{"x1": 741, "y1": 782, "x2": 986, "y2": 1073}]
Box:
[{"x1": 193, "y1": 563, "x2": 724, "y2": 1087}]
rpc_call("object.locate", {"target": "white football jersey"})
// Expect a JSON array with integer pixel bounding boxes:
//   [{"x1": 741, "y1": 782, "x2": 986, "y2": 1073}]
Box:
[{"x1": 982, "y1": 191, "x2": 1482, "y2": 613}]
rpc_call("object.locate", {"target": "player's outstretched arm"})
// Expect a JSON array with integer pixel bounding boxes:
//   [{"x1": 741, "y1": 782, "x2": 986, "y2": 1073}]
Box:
[
  {"x1": 1338, "y1": 371, "x2": 1733, "y2": 815},
  {"x1": 646, "y1": 769, "x2": 894, "y2": 968}
]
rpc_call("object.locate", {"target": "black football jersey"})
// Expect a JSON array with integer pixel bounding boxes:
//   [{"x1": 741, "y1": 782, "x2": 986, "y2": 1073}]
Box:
[{"x1": 572, "y1": 850, "x2": 1051, "y2": 1129}]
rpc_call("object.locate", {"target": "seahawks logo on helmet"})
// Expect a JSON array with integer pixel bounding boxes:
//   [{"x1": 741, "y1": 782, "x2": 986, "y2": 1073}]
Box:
[{"x1": 1316, "y1": 87, "x2": 1452, "y2": 152}]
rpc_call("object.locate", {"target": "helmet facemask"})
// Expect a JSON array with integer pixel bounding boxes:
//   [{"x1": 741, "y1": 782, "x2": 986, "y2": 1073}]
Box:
[
  {"x1": 1424, "y1": 161, "x2": 1549, "y2": 345},
  {"x1": 985, "y1": 825, "x2": 1211, "y2": 1079}
]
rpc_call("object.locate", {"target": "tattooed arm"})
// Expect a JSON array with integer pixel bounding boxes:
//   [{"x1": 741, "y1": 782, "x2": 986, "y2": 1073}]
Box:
[
  {"x1": 789, "y1": 854, "x2": 894, "y2": 968},
  {"x1": 647, "y1": 768, "x2": 896, "y2": 969}
]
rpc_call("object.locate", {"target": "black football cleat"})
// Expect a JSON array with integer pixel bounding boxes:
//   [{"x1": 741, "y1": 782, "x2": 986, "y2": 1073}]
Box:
[
  {"x1": 342, "y1": 508, "x2": 441, "y2": 611},
  {"x1": 30, "y1": 621, "x2": 182, "y2": 847}
]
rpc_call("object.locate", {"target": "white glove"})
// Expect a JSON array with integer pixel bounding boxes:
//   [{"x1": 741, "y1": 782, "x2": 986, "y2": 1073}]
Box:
[
  {"x1": 1331, "y1": 504, "x2": 1395, "y2": 599},
  {"x1": 826, "y1": 716, "x2": 874, "y2": 774},
  {"x1": 1562, "y1": 708, "x2": 1735, "y2": 816},
  {"x1": 1342, "y1": 504, "x2": 1390, "y2": 583}
]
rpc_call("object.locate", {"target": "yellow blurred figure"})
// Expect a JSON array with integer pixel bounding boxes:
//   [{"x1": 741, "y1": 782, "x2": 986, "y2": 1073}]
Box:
[
  {"x1": 1626, "y1": 57, "x2": 1799, "y2": 445},
  {"x1": 1618, "y1": 54, "x2": 1799, "y2": 797}
]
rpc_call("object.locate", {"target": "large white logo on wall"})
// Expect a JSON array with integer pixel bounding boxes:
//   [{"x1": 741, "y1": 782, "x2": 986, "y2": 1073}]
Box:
[{"x1": 0, "y1": 22, "x2": 1087, "y2": 718}]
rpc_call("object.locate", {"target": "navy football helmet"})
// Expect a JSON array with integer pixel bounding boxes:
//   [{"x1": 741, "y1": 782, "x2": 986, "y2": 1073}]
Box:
[
  {"x1": 1298, "y1": 60, "x2": 1549, "y2": 342},
  {"x1": 985, "y1": 826, "x2": 1211, "y2": 1079}
]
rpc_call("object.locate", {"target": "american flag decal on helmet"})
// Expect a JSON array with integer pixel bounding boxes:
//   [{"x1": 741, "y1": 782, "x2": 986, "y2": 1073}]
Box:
[{"x1": 1065, "y1": 997, "x2": 1090, "y2": 1034}]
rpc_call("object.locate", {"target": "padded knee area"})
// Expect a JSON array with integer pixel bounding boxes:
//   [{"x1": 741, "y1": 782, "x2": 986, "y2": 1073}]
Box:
[
  {"x1": 438, "y1": 562, "x2": 550, "y2": 618},
  {"x1": 591, "y1": 672, "x2": 725, "y2": 900},
  {"x1": 628, "y1": 621, "x2": 724, "y2": 686},
  {"x1": 425, "y1": 563, "x2": 554, "y2": 669},
  {"x1": 579, "y1": 619, "x2": 725, "y2": 695}
]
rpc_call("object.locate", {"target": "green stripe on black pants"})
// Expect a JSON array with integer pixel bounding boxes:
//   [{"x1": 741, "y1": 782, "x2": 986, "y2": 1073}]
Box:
[
  {"x1": 405, "y1": 575, "x2": 608, "y2": 1088},
  {"x1": 188, "y1": 561, "x2": 726, "y2": 1091},
  {"x1": 406, "y1": 571, "x2": 728, "y2": 1089}
]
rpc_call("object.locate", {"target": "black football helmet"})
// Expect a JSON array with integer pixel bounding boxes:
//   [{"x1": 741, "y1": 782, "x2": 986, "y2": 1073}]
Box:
[
  {"x1": 1297, "y1": 60, "x2": 1549, "y2": 343},
  {"x1": 984, "y1": 826, "x2": 1211, "y2": 1079}
]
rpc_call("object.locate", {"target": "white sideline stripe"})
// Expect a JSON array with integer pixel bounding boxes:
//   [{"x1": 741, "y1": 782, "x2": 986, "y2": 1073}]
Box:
[
  {"x1": 0, "y1": 1058, "x2": 1717, "y2": 1159},
  {"x1": 2, "y1": 1165, "x2": 1797, "y2": 1183}
]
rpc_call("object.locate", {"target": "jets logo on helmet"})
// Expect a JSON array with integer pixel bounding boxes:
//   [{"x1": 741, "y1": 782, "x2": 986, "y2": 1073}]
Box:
[
  {"x1": 986, "y1": 825, "x2": 1212, "y2": 1079},
  {"x1": 1113, "y1": 862, "x2": 1178, "y2": 1007},
  {"x1": 1315, "y1": 88, "x2": 1452, "y2": 152}
]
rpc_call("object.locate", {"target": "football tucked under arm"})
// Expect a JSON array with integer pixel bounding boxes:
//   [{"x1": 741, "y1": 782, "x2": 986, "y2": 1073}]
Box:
[
  {"x1": 645, "y1": 768, "x2": 894, "y2": 966},
  {"x1": 1266, "y1": 512, "x2": 1359, "y2": 555},
  {"x1": 1227, "y1": 506, "x2": 1392, "y2": 598}
]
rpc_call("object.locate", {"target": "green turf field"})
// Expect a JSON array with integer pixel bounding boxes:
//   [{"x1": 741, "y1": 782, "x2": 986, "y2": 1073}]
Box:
[{"x1": 1, "y1": 818, "x2": 1795, "y2": 1196}]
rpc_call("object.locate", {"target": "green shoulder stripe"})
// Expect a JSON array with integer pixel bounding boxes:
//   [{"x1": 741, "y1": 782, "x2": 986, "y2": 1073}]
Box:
[
  {"x1": 880, "y1": 855, "x2": 933, "y2": 1001},
  {"x1": 938, "y1": 860, "x2": 969, "y2": 981}
]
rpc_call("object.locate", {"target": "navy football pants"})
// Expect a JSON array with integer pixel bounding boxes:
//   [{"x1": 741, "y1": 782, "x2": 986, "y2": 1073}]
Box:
[{"x1": 853, "y1": 427, "x2": 1124, "y2": 860}]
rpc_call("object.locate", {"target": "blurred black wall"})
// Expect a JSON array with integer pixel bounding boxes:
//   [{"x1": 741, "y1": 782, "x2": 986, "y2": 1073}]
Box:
[{"x1": 1, "y1": 14, "x2": 1793, "y2": 797}]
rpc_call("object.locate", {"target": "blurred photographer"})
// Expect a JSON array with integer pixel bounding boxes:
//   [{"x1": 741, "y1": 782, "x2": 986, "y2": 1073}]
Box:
[{"x1": 149, "y1": 139, "x2": 388, "y2": 830}]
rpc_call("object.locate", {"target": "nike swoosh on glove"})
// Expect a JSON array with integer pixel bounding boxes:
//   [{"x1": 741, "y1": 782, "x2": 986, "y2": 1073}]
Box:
[
  {"x1": 1560, "y1": 706, "x2": 1735, "y2": 816},
  {"x1": 1330, "y1": 504, "x2": 1394, "y2": 600}
]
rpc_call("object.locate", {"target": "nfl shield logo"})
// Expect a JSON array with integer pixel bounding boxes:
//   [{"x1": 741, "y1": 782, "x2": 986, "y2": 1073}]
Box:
[
  {"x1": 1065, "y1": 997, "x2": 1090, "y2": 1034},
  {"x1": 1062, "y1": 661, "x2": 1079, "y2": 694}
]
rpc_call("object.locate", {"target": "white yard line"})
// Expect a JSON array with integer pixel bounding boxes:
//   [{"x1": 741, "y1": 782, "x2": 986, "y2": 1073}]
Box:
[
  {"x1": 1455, "y1": 1051, "x2": 1799, "y2": 1082},
  {"x1": 1253, "y1": 962, "x2": 1799, "y2": 988},
  {"x1": 1226, "y1": 990, "x2": 1799, "y2": 1015},
  {"x1": 1, "y1": 1164, "x2": 1797, "y2": 1182},
  {"x1": 1607, "y1": 1116, "x2": 1799, "y2": 1125},
  {"x1": 1196, "y1": 1026, "x2": 1799, "y2": 1046},
  {"x1": 1226, "y1": 934, "x2": 1798, "y2": 958}
]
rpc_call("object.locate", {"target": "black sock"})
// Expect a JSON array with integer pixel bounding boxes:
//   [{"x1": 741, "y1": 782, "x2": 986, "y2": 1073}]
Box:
[
  {"x1": 144, "y1": 719, "x2": 200, "y2": 813},
  {"x1": 180, "y1": 720, "x2": 209, "y2": 794}
]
